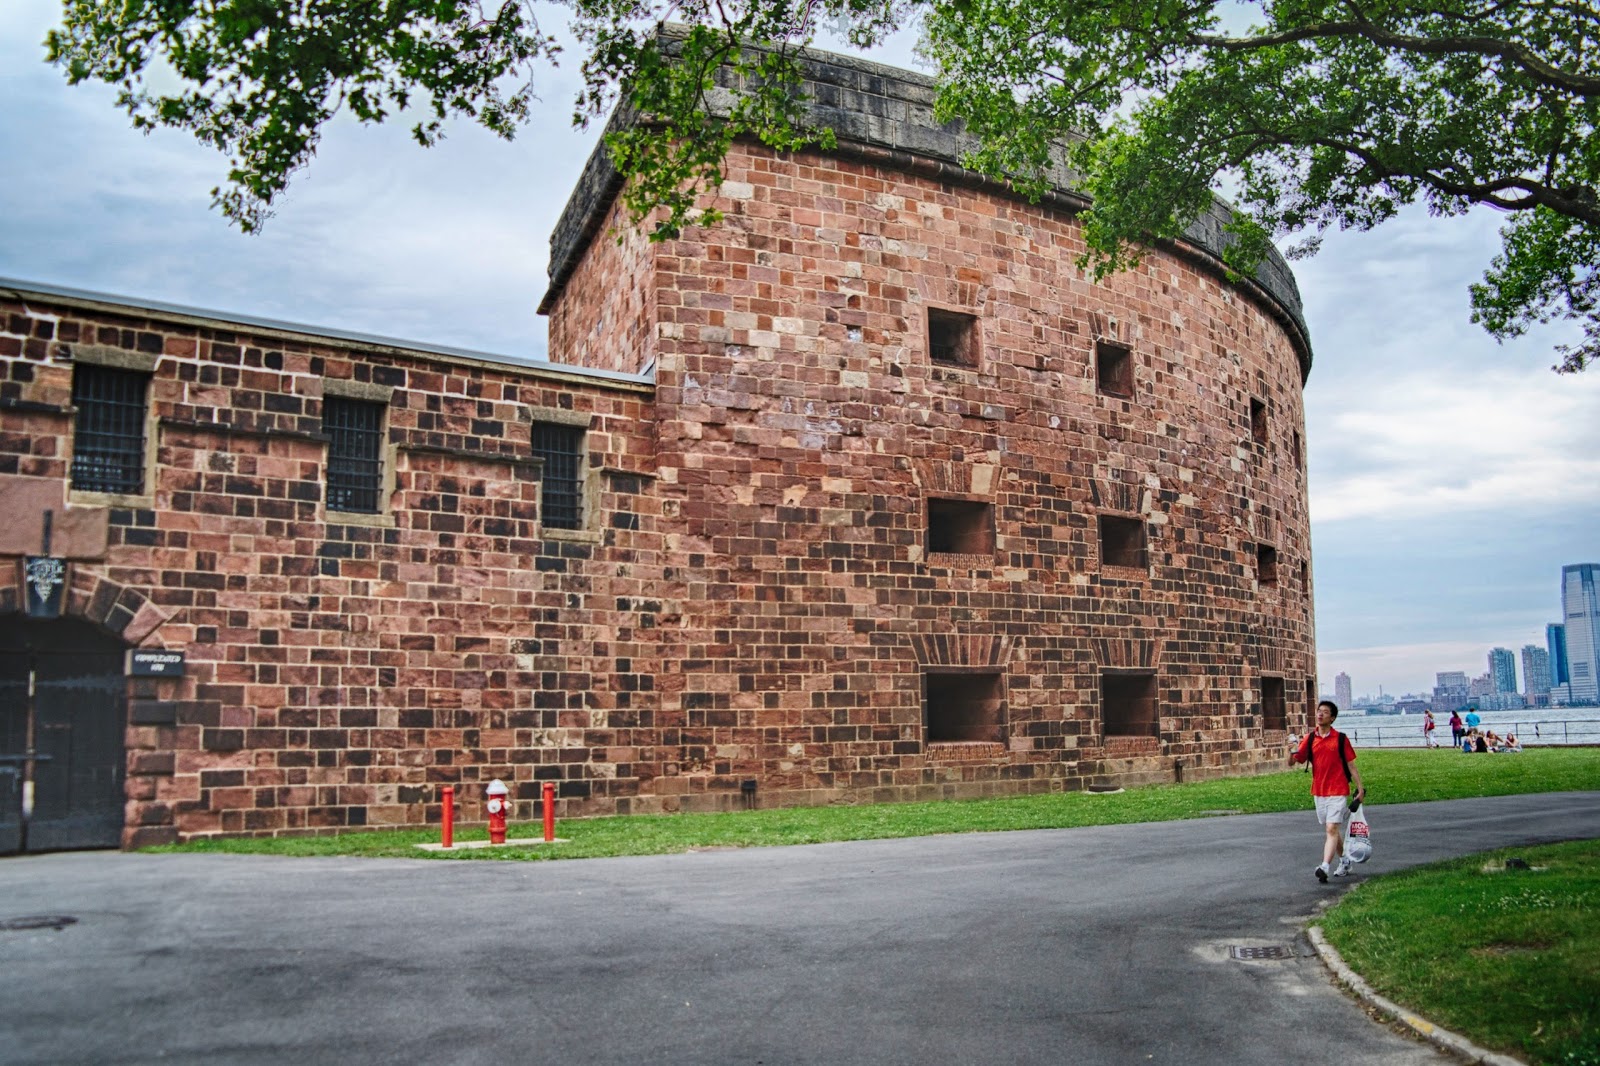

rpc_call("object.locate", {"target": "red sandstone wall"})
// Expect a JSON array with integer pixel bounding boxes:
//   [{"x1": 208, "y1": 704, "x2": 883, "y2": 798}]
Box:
[
  {"x1": 2, "y1": 131, "x2": 1315, "y2": 842},
  {"x1": 1, "y1": 296, "x2": 663, "y2": 842},
  {"x1": 545, "y1": 195, "x2": 657, "y2": 375},
  {"x1": 589, "y1": 142, "x2": 1316, "y2": 809}
]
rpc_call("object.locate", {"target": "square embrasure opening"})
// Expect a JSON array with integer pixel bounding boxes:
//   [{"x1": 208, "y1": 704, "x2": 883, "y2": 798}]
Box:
[
  {"x1": 1250, "y1": 397, "x2": 1268, "y2": 444},
  {"x1": 928, "y1": 497, "x2": 995, "y2": 555},
  {"x1": 1261, "y1": 675, "x2": 1287, "y2": 731},
  {"x1": 925, "y1": 671, "x2": 1005, "y2": 743},
  {"x1": 1096, "y1": 340, "x2": 1133, "y2": 398},
  {"x1": 928, "y1": 308, "x2": 979, "y2": 368},
  {"x1": 1256, "y1": 543, "x2": 1279, "y2": 587},
  {"x1": 1099, "y1": 513, "x2": 1147, "y2": 570},
  {"x1": 1102, "y1": 672, "x2": 1159, "y2": 738}
]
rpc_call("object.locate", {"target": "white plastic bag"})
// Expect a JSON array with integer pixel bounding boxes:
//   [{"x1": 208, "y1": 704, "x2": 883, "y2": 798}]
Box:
[{"x1": 1343, "y1": 801, "x2": 1372, "y2": 863}]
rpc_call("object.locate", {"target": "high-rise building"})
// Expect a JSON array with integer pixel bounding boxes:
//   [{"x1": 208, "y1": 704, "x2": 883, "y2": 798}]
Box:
[
  {"x1": 1563, "y1": 564, "x2": 1600, "y2": 704},
  {"x1": 1488, "y1": 648, "x2": 1517, "y2": 694},
  {"x1": 1433, "y1": 670, "x2": 1470, "y2": 711},
  {"x1": 1334, "y1": 672, "x2": 1352, "y2": 710},
  {"x1": 1548, "y1": 623, "x2": 1569, "y2": 685},
  {"x1": 1522, "y1": 645, "x2": 1552, "y2": 697}
]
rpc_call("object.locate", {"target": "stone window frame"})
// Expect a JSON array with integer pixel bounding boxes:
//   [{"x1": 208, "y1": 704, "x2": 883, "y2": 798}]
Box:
[
  {"x1": 1249, "y1": 396, "x2": 1269, "y2": 447},
  {"x1": 925, "y1": 494, "x2": 996, "y2": 560},
  {"x1": 1097, "y1": 511, "x2": 1150, "y2": 574},
  {"x1": 1260, "y1": 674, "x2": 1288, "y2": 732},
  {"x1": 66, "y1": 346, "x2": 159, "y2": 509},
  {"x1": 1255, "y1": 541, "x2": 1279, "y2": 589},
  {"x1": 1100, "y1": 669, "x2": 1160, "y2": 739},
  {"x1": 321, "y1": 379, "x2": 396, "y2": 528},
  {"x1": 922, "y1": 665, "x2": 1008, "y2": 746},
  {"x1": 1095, "y1": 338, "x2": 1135, "y2": 399},
  {"x1": 526, "y1": 406, "x2": 600, "y2": 543},
  {"x1": 924, "y1": 304, "x2": 982, "y2": 372}
]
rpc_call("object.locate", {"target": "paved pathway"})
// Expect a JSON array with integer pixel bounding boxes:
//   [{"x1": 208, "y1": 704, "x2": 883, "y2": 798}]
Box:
[{"x1": 2, "y1": 792, "x2": 1596, "y2": 1065}]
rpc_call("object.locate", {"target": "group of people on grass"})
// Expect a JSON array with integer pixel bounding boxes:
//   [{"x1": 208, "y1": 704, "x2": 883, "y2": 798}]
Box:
[{"x1": 1437, "y1": 709, "x2": 1522, "y2": 753}]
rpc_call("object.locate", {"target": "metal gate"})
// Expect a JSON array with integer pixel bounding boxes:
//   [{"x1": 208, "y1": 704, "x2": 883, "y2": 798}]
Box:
[{"x1": 1, "y1": 618, "x2": 127, "y2": 854}]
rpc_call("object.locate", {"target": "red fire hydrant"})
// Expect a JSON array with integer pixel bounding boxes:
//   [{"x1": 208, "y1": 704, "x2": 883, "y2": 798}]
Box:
[{"x1": 485, "y1": 778, "x2": 509, "y2": 845}]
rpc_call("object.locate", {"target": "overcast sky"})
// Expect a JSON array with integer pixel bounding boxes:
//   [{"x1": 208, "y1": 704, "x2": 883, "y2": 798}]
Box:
[{"x1": 3, "y1": 1, "x2": 1596, "y2": 700}]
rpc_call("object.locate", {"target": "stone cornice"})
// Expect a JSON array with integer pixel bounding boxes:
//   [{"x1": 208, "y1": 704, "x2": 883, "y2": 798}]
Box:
[{"x1": 539, "y1": 32, "x2": 1312, "y2": 379}]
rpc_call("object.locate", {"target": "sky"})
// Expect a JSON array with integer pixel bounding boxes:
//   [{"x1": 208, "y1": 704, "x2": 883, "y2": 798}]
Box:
[{"x1": 2, "y1": 2, "x2": 1596, "y2": 699}]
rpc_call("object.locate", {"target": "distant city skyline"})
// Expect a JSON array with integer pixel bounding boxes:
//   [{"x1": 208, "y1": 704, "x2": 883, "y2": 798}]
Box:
[{"x1": 1328, "y1": 563, "x2": 1600, "y2": 703}]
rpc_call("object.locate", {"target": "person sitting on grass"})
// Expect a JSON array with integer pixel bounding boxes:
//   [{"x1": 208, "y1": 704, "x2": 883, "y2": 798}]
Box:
[
  {"x1": 1461, "y1": 732, "x2": 1476, "y2": 754},
  {"x1": 1497, "y1": 733, "x2": 1523, "y2": 753},
  {"x1": 1474, "y1": 732, "x2": 1490, "y2": 753}
]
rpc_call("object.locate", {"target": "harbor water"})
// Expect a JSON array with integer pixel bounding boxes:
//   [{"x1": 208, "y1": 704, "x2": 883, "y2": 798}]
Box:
[{"x1": 1336, "y1": 707, "x2": 1600, "y2": 748}]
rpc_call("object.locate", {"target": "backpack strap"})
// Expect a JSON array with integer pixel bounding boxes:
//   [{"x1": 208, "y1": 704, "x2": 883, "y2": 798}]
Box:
[{"x1": 1331, "y1": 728, "x2": 1354, "y2": 790}]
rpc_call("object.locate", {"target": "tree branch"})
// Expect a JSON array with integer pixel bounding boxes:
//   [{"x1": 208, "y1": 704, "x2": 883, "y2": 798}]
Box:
[{"x1": 1187, "y1": 16, "x2": 1600, "y2": 98}]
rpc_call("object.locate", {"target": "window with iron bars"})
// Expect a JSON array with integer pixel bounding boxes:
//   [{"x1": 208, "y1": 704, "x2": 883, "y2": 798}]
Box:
[
  {"x1": 324, "y1": 397, "x2": 385, "y2": 513},
  {"x1": 530, "y1": 423, "x2": 586, "y2": 530},
  {"x1": 71, "y1": 364, "x2": 150, "y2": 495}
]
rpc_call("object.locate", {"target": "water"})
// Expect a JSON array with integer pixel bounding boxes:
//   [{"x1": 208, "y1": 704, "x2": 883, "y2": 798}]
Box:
[{"x1": 1336, "y1": 707, "x2": 1600, "y2": 749}]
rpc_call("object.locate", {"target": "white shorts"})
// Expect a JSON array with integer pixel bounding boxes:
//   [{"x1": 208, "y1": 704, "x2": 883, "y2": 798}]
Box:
[{"x1": 1314, "y1": 795, "x2": 1350, "y2": 826}]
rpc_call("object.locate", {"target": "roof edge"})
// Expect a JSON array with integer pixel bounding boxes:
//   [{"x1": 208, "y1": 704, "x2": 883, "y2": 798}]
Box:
[{"x1": 0, "y1": 276, "x2": 656, "y2": 391}]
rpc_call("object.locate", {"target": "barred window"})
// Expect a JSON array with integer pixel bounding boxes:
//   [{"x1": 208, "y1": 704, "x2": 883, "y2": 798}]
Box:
[
  {"x1": 71, "y1": 364, "x2": 150, "y2": 495},
  {"x1": 530, "y1": 423, "x2": 586, "y2": 530},
  {"x1": 324, "y1": 397, "x2": 385, "y2": 513}
]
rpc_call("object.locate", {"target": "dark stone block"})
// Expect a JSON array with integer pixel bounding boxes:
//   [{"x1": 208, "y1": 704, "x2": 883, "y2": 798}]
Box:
[
  {"x1": 128, "y1": 826, "x2": 179, "y2": 848},
  {"x1": 203, "y1": 729, "x2": 244, "y2": 751},
  {"x1": 129, "y1": 700, "x2": 178, "y2": 725}
]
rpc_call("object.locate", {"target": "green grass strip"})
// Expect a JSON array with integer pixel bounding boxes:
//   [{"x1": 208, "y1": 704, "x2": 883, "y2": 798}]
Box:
[
  {"x1": 146, "y1": 746, "x2": 1600, "y2": 861},
  {"x1": 1320, "y1": 839, "x2": 1600, "y2": 1066}
]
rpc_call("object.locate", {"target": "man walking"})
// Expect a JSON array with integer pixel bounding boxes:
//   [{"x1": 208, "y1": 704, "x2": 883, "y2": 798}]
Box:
[{"x1": 1291, "y1": 700, "x2": 1365, "y2": 882}]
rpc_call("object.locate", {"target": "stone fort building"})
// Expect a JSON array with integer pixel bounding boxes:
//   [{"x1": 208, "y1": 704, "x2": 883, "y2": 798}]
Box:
[{"x1": 1, "y1": 48, "x2": 1314, "y2": 851}]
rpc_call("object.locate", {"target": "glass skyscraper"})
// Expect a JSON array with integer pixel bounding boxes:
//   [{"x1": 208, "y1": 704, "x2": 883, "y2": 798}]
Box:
[
  {"x1": 1548, "y1": 623, "x2": 1569, "y2": 686},
  {"x1": 1521, "y1": 645, "x2": 1551, "y2": 698},
  {"x1": 1488, "y1": 647, "x2": 1518, "y2": 694},
  {"x1": 1562, "y1": 564, "x2": 1600, "y2": 704}
]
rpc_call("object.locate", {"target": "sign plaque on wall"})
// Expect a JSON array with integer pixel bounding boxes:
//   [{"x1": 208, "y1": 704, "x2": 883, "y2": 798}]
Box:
[
  {"x1": 23, "y1": 556, "x2": 67, "y2": 618},
  {"x1": 129, "y1": 650, "x2": 186, "y2": 677}
]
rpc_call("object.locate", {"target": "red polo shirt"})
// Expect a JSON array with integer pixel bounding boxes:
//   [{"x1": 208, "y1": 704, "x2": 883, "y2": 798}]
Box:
[{"x1": 1298, "y1": 729, "x2": 1356, "y2": 797}]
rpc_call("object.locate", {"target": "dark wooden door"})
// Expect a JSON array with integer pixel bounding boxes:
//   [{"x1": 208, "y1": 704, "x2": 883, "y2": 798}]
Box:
[
  {"x1": 0, "y1": 619, "x2": 127, "y2": 853},
  {"x1": 0, "y1": 654, "x2": 24, "y2": 853}
]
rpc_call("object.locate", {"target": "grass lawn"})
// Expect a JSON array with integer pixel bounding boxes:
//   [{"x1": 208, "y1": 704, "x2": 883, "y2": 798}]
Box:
[
  {"x1": 146, "y1": 746, "x2": 1600, "y2": 861},
  {"x1": 1319, "y1": 838, "x2": 1600, "y2": 1066}
]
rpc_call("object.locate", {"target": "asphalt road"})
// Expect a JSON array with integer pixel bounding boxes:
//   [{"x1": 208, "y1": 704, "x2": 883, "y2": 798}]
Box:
[{"x1": 2, "y1": 792, "x2": 1597, "y2": 1066}]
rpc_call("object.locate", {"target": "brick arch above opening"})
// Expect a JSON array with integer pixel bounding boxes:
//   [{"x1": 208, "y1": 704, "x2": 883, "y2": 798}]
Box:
[
  {"x1": 0, "y1": 564, "x2": 172, "y2": 647},
  {"x1": 911, "y1": 633, "x2": 1014, "y2": 669},
  {"x1": 1093, "y1": 638, "x2": 1160, "y2": 672}
]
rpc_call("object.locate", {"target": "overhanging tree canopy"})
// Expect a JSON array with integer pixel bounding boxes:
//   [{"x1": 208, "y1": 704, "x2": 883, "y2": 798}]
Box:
[{"x1": 46, "y1": 1, "x2": 1600, "y2": 371}]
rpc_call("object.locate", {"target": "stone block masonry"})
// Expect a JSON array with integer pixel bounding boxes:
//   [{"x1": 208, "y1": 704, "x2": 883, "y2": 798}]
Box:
[{"x1": 0, "y1": 46, "x2": 1316, "y2": 845}]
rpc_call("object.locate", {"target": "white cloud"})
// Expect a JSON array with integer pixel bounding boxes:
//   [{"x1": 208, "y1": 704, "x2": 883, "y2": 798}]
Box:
[{"x1": 1307, "y1": 367, "x2": 1600, "y2": 522}]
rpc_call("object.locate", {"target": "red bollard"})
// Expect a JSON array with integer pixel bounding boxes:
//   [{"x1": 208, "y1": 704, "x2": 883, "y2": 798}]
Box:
[
  {"x1": 441, "y1": 785, "x2": 454, "y2": 849},
  {"x1": 542, "y1": 781, "x2": 556, "y2": 842}
]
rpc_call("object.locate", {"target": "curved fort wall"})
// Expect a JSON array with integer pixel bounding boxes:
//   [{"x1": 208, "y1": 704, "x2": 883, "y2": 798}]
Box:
[
  {"x1": 541, "y1": 50, "x2": 1318, "y2": 804},
  {"x1": 0, "y1": 47, "x2": 1314, "y2": 846}
]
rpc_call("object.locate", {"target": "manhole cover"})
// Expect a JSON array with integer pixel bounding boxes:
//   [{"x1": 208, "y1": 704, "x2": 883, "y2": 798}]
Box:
[
  {"x1": 0, "y1": 915, "x2": 78, "y2": 932},
  {"x1": 1230, "y1": 944, "x2": 1295, "y2": 960}
]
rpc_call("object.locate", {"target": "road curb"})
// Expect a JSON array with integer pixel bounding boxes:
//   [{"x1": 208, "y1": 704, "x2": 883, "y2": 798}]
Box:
[{"x1": 1306, "y1": 926, "x2": 1526, "y2": 1065}]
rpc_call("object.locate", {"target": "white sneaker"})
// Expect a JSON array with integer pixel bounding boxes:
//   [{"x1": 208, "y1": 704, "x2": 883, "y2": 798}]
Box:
[{"x1": 1333, "y1": 858, "x2": 1352, "y2": 877}]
